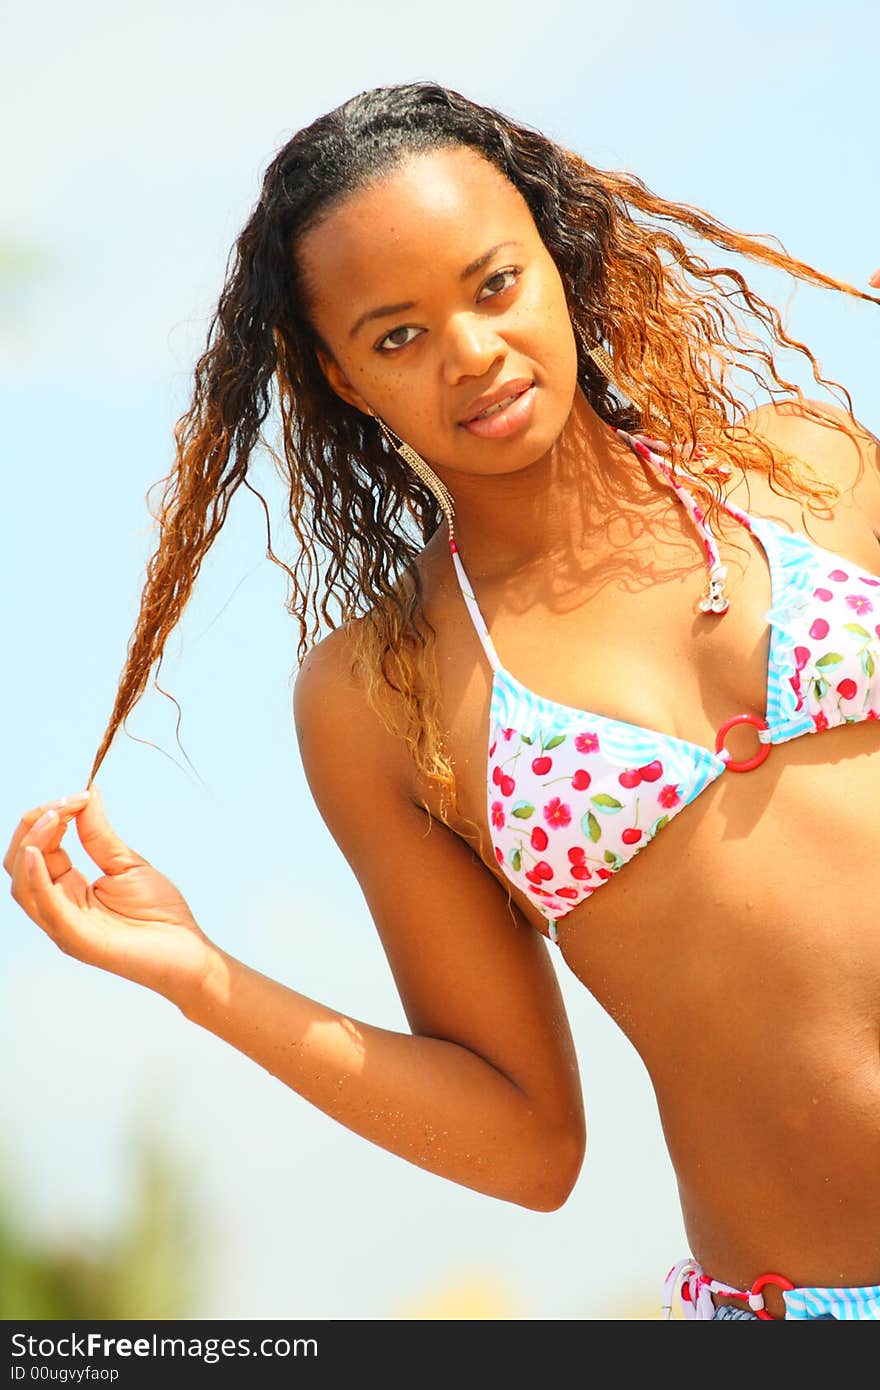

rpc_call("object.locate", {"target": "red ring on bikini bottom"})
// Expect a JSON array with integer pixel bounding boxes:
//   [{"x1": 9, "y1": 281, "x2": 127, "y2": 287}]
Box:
[
  {"x1": 749, "y1": 1271, "x2": 796, "y2": 1319},
  {"x1": 715, "y1": 713, "x2": 771, "y2": 772}
]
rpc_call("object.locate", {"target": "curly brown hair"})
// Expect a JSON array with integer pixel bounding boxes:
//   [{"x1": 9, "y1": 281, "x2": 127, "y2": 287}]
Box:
[{"x1": 85, "y1": 80, "x2": 879, "y2": 865}]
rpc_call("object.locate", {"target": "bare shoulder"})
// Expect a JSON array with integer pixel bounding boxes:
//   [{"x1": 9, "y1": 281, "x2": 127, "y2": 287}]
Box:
[
  {"x1": 293, "y1": 533, "x2": 453, "y2": 799},
  {"x1": 737, "y1": 397, "x2": 880, "y2": 528},
  {"x1": 292, "y1": 617, "x2": 587, "y2": 1187},
  {"x1": 293, "y1": 616, "x2": 415, "y2": 794}
]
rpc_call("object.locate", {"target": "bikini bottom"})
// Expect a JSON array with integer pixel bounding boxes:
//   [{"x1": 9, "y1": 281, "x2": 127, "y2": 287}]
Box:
[{"x1": 663, "y1": 1258, "x2": 880, "y2": 1320}]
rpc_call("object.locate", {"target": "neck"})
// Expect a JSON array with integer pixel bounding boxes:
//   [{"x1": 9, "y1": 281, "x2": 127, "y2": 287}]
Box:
[{"x1": 435, "y1": 388, "x2": 669, "y2": 581}]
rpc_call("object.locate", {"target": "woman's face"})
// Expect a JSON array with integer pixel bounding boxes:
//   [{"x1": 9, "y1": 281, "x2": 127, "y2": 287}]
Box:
[{"x1": 297, "y1": 144, "x2": 580, "y2": 478}]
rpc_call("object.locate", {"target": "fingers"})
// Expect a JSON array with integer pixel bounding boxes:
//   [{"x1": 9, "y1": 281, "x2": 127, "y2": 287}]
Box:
[
  {"x1": 74, "y1": 784, "x2": 147, "y2": 875},
  {"x1": 20, "y1": 838, "x2": 91, "y2": 958},
  {"x1": 3, "y1": 789, "x2": 92, "y2": 877},
  {"x1": 8, "y1": 803, "x2": 79, "y2": 936}
]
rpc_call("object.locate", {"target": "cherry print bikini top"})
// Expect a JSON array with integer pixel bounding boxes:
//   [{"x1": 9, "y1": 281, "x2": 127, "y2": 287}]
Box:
[{"x1": 447, "y1": 427, "x2": 880, "y2": 944}]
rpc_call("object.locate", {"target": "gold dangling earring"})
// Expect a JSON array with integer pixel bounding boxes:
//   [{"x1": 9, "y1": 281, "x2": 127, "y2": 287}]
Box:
[
  {"x1": 577, "y1": 325, "x2": 672, "y2": 432},
  {"x1": 577, "y1": 323, "x2": 730, "y2": 481},
  {"x1": 370, "y1": 412, "x2": 457, "y2": 541},
  {"x1": 581, "y1": 336, "x2": 622, "y2": 397}
]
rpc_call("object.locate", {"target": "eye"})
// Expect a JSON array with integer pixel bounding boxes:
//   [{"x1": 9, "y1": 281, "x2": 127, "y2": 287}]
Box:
[
  {"x1": 373, "y1": 266, "x2": 523, "y2": 354},
  {"x1": 476, "y1": 266, "x2": 521, "y2": 301},
  {"x1": 375, "y1": 324, "x2": 422, "y2": 354}
]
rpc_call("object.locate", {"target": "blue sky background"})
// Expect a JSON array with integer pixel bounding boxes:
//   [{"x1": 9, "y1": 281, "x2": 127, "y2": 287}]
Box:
[{"x1": 2, "y1": 0, "x2": 879, "y2": 1319}]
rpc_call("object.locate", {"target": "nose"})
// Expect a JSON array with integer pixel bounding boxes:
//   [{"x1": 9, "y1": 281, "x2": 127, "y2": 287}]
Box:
[{"x1": 442, "y1": 313, "x2": 507, "y2": 383}]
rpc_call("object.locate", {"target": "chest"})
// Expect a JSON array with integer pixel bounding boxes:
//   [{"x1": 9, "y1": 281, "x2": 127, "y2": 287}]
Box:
[{"x1": 408, "y1": 469, "x2": 880, "y2": 933}]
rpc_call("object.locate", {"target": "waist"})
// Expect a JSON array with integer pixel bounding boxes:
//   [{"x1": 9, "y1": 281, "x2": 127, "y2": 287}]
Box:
[{"x1": 663, "y1": 1259, "x2": 880, "y2": 1320}]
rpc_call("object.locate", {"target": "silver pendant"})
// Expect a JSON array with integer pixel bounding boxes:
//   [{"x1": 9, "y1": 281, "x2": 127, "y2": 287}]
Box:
[{"x1": 699, "y1": 563, "x2": 729, "y2": 614}]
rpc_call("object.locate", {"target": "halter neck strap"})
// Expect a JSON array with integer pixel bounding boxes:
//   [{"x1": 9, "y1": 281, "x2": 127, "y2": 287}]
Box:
[
  {"x1": 448, "y1": 537, "x2": 504, "y2": 673},
  {"x1": 446, "y1": 426, "x2": 748, "y2": 670},
  {"x1": 614, "y1": 429, "x2": 742, "y2": 577}
]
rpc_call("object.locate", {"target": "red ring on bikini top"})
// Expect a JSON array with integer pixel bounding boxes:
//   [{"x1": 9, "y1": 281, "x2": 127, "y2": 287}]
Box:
[{"x1": 715, "y1": 712, "x2": 772, "y2": 773}]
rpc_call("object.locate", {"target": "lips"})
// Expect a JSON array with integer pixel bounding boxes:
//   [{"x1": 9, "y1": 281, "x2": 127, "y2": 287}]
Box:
[{"x1": 458, "y1": 378, "x2": 533, "y2": 424}]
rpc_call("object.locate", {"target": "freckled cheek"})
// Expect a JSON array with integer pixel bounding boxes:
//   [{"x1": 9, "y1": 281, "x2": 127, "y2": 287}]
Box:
[
  {"x1": 371, "y1": 379, "x2": 440, "y2": 452},
  {"x1": 511, "y1": 283, "x2": 574, "y2": 362},
  {"x1": 353, "y1": 360, "x2": 413, "y2": 422}
]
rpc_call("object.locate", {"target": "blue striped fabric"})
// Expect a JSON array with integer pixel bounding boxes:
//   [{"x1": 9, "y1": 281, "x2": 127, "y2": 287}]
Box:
[
  {"x1": 478, "y1": 508, "x2": 834, "y2": 768},
  {"x1": 748, "y1": 514, "x2": 826, "y2": 743},
  {"x1": 489, "y1": 667, "x2": 727, "y2": 795},
  {"x1": 448, "y1": 427, "x2": 880, "y2": 935},
  {"x1": 783, "y1": 1283, "x2": 880, "y2": 1319}
]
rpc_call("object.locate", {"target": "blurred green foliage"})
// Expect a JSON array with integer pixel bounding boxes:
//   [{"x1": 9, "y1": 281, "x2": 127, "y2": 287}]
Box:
[
  {"x1": 0, "y1": 1120, "x2": 202, "y2": 1319},
  {"x1": 0, "y1": 238, "x2": 55, "y2": 285}
]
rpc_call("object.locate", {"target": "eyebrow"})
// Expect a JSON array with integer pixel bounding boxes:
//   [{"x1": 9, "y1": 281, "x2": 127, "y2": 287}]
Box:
[{"x1": 348, "y1": 240, "x2": 525, "y2": 340}]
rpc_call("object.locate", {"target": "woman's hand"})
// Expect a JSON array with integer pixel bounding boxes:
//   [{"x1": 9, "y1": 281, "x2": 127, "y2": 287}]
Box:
[
  {"x1": 870, "y1": 268, "x2": 880, "y2": 289},
  {"x1": 5, "y1": 786, "x2": 215, "y2": 1006}
]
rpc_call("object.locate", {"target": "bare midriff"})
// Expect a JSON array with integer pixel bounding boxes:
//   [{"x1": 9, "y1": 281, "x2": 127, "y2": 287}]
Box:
[{"x1": 407, "y1": 453, "x2": 880, "y2": 1317}]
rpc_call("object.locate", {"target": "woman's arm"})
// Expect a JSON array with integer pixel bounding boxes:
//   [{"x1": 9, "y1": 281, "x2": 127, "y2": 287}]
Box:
[
  {"x1": 176, "y1": 917, "x2": 579, "y2": 1211},
  {"x1": 193, "y1": 622, "x2": 583, "y2": 1211},
  {"x1": 194, "y1": 626, "x2": 585, "y2": 1210},
  {"x1": 6, "y1": 633, "x2": 585, "y2": 1211},
  {"x1": 177, "y1": 629, "x2": 586, "y2": 1209}
]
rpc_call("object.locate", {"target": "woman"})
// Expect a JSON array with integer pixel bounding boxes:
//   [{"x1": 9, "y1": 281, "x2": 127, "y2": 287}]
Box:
[{"x1": 6, "y1": 82, "x2": 880, "y2": 1321}]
